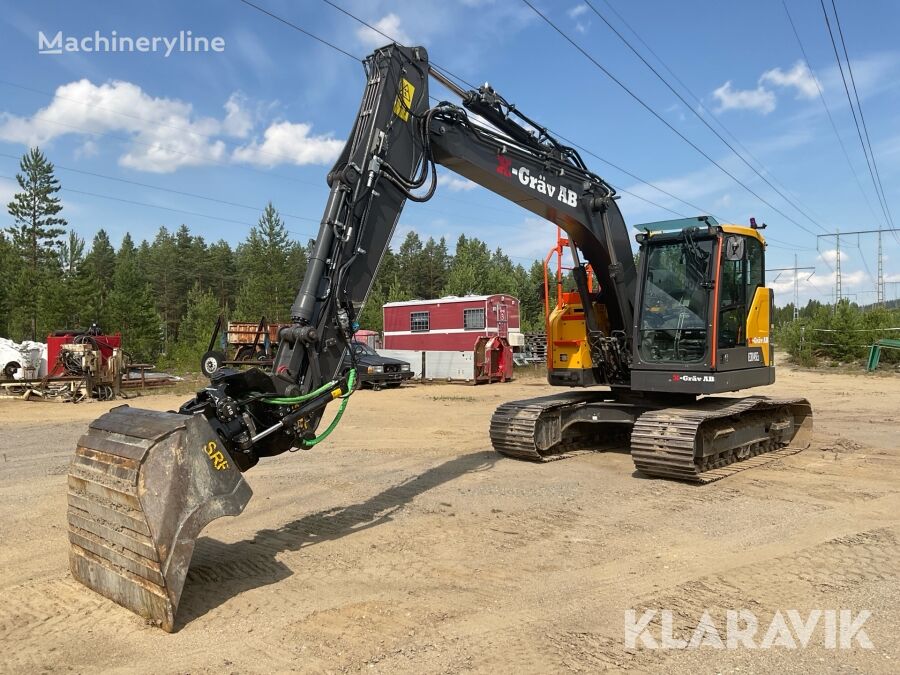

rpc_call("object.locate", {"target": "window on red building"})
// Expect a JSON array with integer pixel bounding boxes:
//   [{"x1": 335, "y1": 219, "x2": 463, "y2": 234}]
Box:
[
  {"x1": 410, "y1": 311, "x2": 430, "y2": 332},
  {"x1": 463, "y1": 308, "x2": 485, "y2": 330}
]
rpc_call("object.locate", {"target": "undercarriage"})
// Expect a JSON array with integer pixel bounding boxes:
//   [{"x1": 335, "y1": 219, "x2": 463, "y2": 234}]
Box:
[{"x1": 490, "y1": 392, "x2": 812, "y2": 483}]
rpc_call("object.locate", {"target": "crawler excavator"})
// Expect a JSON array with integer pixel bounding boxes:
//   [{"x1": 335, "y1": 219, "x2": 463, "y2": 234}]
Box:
[{"x1": 66, "y1": 44, "x2": 811, "y2": 630}]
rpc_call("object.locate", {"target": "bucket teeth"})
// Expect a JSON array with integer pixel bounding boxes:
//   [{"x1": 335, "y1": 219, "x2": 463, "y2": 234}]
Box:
[{"x1": 67, "y1": 406, "x2": 252, "y2": 631}]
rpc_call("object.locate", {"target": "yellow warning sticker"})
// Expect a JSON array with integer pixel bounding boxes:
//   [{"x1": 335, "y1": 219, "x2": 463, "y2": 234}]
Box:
[{"x1": 393, "y1": 78, "x2": 415, "y2": 121}]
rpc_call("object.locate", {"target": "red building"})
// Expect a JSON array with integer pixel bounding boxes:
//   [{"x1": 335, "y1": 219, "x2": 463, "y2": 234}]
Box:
[
  {"x1": 381, "y1": 295, "x2": 520, "y2": 383},
  {"x1": 383, "y1": 294, "x2": 520, "y2": 350}
]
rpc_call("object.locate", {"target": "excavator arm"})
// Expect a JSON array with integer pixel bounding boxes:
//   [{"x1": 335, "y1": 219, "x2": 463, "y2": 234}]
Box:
[
  {"x1": 264, "y1": 44, "x2": 638, "y2": 451},
  {"x1": 175, "y1": 43, "x2": 640, "y2": 469}
]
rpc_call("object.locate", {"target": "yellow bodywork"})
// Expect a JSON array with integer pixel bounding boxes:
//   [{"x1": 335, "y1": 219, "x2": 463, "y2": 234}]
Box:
[
  {"x1": 720, "y1": 224, "x2": 766, "y2": 245},
  {"x1": 746, "y1": 286, "x2": 772, "y2": 365},
  {"x1": 547, "y1": 297, "x2": 610, "y2": 370}
]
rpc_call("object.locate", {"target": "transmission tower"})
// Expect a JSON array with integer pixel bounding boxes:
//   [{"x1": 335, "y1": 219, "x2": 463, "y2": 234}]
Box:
[
  {"x1": 769, "y1": 256, "x2": 815, "y2": 320},
  {"x1": 818, "y1": 228, "x2": 900, "y2": 309}
]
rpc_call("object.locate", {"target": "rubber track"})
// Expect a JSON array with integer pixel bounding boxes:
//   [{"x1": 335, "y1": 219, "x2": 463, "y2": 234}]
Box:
[
  {"x1": 630, "y1": 396, "x2": 812, "y2": 483},
  {"x1": 489, "y1": 392, "x2": 609, "y2": 461}
]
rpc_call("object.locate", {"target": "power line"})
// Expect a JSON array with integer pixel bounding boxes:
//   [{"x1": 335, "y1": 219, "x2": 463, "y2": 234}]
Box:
[
  {"x1": 246, "y1": 0, "x2": 836, "y2": 253},
  {"x1": 241, "y1": 0, "x2": 717, "y2": 220},
  {"x1": 583, "y1": 0, "x2": 831, "y2": 234},
  {"x1": 781, "y1": 0, "x2": 885, "y2": 232},
  {"x1": 0, "y1": 173, "x2": 318, "y2": 239},
  {"x1": 520, "y1": 0, "x2": 824, "y2": 238},
  {"x1": 315, "y1": 0, "x2": 700, "y2": 218},
  {"x1": 0, "y1": 151, "x2": 319, "y2": 223},
  {"x1": 319, "y1": 0, "x2": 477, "y2": 91},
  {"x1": 819, "y1": 0, "x2": 895, "y2": 237},
  {"x1": 597, "y1": 0, "x2": 829, "y2": 228},
  {"x1": 828, "y1": 0, "x2": 898, "y2": 245},
  {"x1": 5, "y1": 91, "x2": 619, "y2": 232},
  {"x1": 238, "y1": 0, "x2": 359, "y2": 60}
]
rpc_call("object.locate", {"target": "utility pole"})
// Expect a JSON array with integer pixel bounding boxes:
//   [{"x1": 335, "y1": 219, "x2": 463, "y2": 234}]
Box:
[
  {"x1": 835, "y1": 229, "x2": 841, "y2": 305},
  {"x1": 877, "y1": 229, "x2": 885, "y2": 307},
  {"x1": 768, "y1": 258, "x2": 815, "y2": 320}
]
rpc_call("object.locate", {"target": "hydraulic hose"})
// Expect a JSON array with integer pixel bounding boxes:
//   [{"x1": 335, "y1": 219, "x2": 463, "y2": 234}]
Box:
[
  {"x1": 263, "y1": 378, "x2": 339, "y2": 405},
  {"x1": 259, "y1": 370, "x2": 358, "y2": 447},
  {"x1": 301, "y1": 368, "x2": 357, "y2": 447}
]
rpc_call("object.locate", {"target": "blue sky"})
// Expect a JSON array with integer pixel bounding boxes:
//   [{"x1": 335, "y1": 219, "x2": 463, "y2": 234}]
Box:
[{"x1": 2, "y1": 0, "x2": 899, "y2": 306}]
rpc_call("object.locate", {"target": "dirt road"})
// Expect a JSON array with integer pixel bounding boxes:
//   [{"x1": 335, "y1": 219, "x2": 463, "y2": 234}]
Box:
[{"x1": 1, "y1": 364, "x2": 898, "y2": 673}]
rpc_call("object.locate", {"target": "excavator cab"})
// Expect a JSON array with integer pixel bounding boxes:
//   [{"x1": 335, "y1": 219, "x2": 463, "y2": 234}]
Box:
[{"x1": 630, "y1": 217, "x2": 775, "y2": 394}]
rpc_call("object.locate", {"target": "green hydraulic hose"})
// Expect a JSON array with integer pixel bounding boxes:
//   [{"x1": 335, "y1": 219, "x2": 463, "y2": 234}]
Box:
[
  {"x1": 262, "y1": 378, "x2": 339, "y2": 405},
  {"x1": 301, "y1": 368, "x2": 357, "y2": 447}
]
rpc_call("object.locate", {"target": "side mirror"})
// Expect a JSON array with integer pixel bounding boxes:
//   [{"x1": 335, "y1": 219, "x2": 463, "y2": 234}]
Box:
[{"x1": 724, "y1": 235, "x2": 745, "y2": 261}]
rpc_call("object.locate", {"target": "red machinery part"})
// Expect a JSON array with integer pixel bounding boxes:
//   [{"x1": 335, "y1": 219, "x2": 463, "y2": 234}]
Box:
[{"x1": 47, "y1": 333, "x2": 121, "y2": 376}]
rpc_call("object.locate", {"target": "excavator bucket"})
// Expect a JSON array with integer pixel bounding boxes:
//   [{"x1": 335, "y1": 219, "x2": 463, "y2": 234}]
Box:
[{"x1": 66, "y1": 406, "x2": 252, "y2": 631}]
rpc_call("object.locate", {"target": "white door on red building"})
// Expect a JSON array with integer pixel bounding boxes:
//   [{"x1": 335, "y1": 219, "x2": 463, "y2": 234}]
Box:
[{"x1": 497, "y1": 303, "x2": 508, "y2": 338}]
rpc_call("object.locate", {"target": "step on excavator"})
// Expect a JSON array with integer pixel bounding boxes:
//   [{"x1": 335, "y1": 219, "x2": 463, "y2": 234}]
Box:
[{"x1": 67, "y1": 44, "x2": 812, "y2": 630}]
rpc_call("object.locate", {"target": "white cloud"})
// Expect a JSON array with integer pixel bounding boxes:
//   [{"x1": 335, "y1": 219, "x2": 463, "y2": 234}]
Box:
[
  {"x1": 440, "y1": 173, "x2": 477, "y2": 192},
  {"x1": 222, "y1": 94, "x2": 253, "y2": 138},
  {"x1": 818, "y1": 248, "x2": 848, "y2": 264},
  {"x1": 567, "y1": 4, "x2": 591, "y2": 33},
  {"x1": 356, "y1": 13, "x2": 412, "y2": 49},
  {"x1": 760, "y1": 61, "x2": 820, "y2": 99},
  {"x1": 711, "y1": 81, "x2": 776, "y2": 114},
  {"x1": 0, "y1": 79, "x2": 342, "y2": 173},
  {"x1": 231, "y1": 121, "x2": 343, "y2": 167},
  {"x1": 498, "y1": 216, "x2": 555, "y2": 261},
  {"x1": 0, "y1": 176, "x2": 16, "y2": 207},
  {"x1": 0, "y1": 79, "x2": 239, "y2": 172},
  {"x1": 74, "y1": 139, "x2": 99, "y2": 159},
  {"x1": 714, "y1": 193, "x2": 732, "y2": 209}
]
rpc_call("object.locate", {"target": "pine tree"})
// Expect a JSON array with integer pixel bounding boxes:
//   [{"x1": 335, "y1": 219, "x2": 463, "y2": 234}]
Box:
[
  {"x1": 205, "y1": 239, "x2": 238, "y2": 312},
  {"x1": 0, "y1": 232, "x2": 15, "y2": 337},
  {"x1": 170, "y1": 224, "x2": 204, "y2": 332},
  {"x1": 397, "y1": 231, "x2": 423, "y2": 298},
  {"x1": 82, "y1": 229, "x2": 117, "y2": 328},
  {"x1": 107, "y1": 234, "x2": 162, "y2": 361},
  {"x1": 444, "y1": 235, "x2": 491, "y2": 296},
  {"x1": 6, "y1": 147, "x2": 67, "y2": 339},
  {"x1": 235, "y1": 202, "x2": 294, "y2": 320},
  {"x1": 420, "y1": 236, "x2": 450, "y2": 299},
  {"x1": 520, "y1": 260, "x2": 547, "y2": 332},
  {"x1": 147, "y1": 227, "x2": 179, "y2": 346},
  {"x1": 357, "y1": 246, "x2": 400, "y2": 331},
  {"x1": 170, "y1": 282, "x2": 220, "y2": 368},
  {"x1": 6, "y1": 148, "x2": 67, "y2": 270},
  {"x1": 58, "y1": 230, "x2": 92, "y2": 328}
]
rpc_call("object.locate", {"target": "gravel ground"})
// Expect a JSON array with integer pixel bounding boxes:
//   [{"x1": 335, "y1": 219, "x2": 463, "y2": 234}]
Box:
[{"x1": 0, "y1": 363, "x2": 897, "y2": 673}]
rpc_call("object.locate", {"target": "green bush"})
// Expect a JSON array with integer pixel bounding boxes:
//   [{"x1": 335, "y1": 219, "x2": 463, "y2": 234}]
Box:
[{"x1": 774, "y1": 300, "x2": 900, "y2": 366}]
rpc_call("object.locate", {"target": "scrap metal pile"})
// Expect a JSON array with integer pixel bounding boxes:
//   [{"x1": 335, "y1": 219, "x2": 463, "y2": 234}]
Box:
[{"x1": 0, "y1": 330, "x2": 124, "y2": 402}]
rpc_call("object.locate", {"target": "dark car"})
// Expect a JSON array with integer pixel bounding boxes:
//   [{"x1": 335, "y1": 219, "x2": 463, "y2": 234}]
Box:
[{"x1": 344, "y1": 341, "x2": 413, "y2": 389}]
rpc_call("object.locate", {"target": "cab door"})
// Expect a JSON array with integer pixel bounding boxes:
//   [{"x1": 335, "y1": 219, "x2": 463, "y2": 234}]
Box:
[{"x1": 715, "y1": 234, "x2": 769, "y2": 368}]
